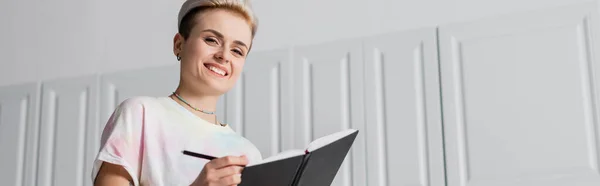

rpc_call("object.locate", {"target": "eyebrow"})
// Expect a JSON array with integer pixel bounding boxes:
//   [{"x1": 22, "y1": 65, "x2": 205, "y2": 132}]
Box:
[{"x1": 201, "y1": 29, "x2": 249, "y2": 50}]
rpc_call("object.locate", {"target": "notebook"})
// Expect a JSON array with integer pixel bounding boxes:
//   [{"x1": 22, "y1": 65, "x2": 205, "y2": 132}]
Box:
[{"x1": 239, "y1": 129, "x2": 359, "y2": 186}]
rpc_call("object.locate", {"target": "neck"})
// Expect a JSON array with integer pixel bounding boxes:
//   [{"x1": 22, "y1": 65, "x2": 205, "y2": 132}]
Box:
[{"x1": 171, "y1": 85, "x2": 221, "y2": 125}]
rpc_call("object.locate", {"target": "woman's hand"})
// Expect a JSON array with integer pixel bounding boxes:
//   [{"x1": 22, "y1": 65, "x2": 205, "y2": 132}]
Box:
[{"x1": 191, "y1": 155, "x2": 249, "y2": 186}]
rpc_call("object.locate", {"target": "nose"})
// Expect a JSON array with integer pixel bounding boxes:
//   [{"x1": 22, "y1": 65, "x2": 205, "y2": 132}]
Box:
[{"x1": 214, "y1": 49, "x2": 231, "y2": 64}]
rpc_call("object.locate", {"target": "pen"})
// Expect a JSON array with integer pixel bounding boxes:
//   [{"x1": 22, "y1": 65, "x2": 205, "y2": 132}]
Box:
[{"x1": 183, "y1": 150, "x2": 217, "y2": 160}]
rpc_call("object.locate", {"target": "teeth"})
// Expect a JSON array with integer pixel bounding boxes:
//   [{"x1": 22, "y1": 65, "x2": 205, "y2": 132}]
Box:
[{"x1": 208, "y1": 66, "x2": 226, "y2": 76}]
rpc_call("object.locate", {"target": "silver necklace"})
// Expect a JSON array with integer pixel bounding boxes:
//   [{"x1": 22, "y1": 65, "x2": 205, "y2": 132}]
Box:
[
  {"x1": 171, "y1": 92, "x2": 226, "y2": 127},
  {"x1": 171, "y1": 92, "x2": 215, "y2": 115}
]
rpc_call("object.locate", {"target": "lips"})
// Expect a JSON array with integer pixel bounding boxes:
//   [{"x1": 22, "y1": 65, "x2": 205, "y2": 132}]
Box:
[{"x1": 204, "y1": 63, "x2": 229, "y2": 77}]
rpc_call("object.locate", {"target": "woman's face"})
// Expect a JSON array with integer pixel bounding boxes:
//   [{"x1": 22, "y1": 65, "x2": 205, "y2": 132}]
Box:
[{"x1": 175, "y1": 9, "x2": 253, "y2": 96}]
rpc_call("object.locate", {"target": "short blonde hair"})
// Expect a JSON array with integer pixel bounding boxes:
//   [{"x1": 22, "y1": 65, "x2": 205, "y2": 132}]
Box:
[{"x1": 177, "y1": 0, "x2": 258, "y2": 39}]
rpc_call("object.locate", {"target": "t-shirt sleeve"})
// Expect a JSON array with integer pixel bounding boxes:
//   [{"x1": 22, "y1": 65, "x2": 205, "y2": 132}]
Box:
[{"x1": 91, "y1": 98, "x2": 146, "y2": 186}]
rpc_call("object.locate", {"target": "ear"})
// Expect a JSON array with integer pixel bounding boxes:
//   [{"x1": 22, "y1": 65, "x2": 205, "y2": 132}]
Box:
[{"x1": 173, "y1": 33, "x2": 185, "y2": 57}]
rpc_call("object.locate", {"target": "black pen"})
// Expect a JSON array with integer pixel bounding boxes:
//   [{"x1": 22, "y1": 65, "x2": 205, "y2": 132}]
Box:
[{"x1": 183, "y1": 150, "x2": 217, "y2": 160}]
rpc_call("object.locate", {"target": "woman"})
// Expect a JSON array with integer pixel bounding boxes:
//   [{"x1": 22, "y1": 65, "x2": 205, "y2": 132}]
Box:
[{"x1": 92, "y1": 0, "x2": 262, "y2": 185}]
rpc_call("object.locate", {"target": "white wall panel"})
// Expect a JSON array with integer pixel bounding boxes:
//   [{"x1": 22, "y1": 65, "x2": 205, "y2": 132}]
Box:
[
  {"x1": 0, "y1": 83, "x2": 40, "y2": 186},
  {"x1": 439, "y1": 2, "x2": 600, "y2": 186},
  {"x1": 99, "y1": 64, "x2": 181, "y2": 125},
  {"x1": 225, "y1": 49, "x2": 293, "y2": 157},
  {"x1": 2, "y1": 0, "x2": 596, "y2": 87},
  {"x1": 36, "y1": 75, "x2": 98, "y2": 186},
  {"x1": 364, "y1": 27, "x2": 446, "y2": 186},
  {"x1": 293, "y1": 39, "x2": 367, "y2": 186}
]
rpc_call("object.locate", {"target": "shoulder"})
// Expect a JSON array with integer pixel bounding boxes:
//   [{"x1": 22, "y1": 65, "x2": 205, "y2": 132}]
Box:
[
  {"x1": 116, "y1": 96, "x2": 163, "y2": 110},
  {"x1": 104, "y1": 96, "x2": 168, "y2": 129},
  {"x1": 111, "y1": 96, "x2": 170, "y2": 115}
]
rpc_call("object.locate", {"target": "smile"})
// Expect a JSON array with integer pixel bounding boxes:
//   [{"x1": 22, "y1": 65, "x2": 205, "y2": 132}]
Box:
[{"x1": 204, "y1": 63, "x2": 228, "y2": 77}]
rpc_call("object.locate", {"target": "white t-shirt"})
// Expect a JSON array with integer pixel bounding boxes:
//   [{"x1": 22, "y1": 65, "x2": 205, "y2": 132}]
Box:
[{"x1": 91, "y1": 96, "x2": 263, "y2": 186}]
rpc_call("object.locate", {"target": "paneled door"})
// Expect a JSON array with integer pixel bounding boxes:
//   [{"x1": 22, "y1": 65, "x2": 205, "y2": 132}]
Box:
[
  {"x1": 36, "y1": 75, "x2": 99, "y2": 186},
  {"x1": 0, "y1": 83, "x2": 40, "y2": 186},
  {"x1": 364, "y1": 27, "x2": 446, "y2": 186},
  {"x1": 99, "y1": 64, "x2": 181, "y2": 125},
  {"x1": 439, "y1": 2, "x2": 600, "y2": 186},
  {"x1": 292, "y1": 39, "x2": 367, "y2": 186},
  {"x1": 224, "y1": 49, "x2": 294, "y2": 157}
]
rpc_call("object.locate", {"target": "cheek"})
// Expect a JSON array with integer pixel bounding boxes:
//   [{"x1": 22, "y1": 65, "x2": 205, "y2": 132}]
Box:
[
  {"x1": 185, "y1": 40, "x2": 213, "y2": 61},
  {"x1": 183, "y1": 44, "x2": 213, "y2": 71},
  {"x1": 231, "y1": 61, "x2": 246, "y2": 77}
]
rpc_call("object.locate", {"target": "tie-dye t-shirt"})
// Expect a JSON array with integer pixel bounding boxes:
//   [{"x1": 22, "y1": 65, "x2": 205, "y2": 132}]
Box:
[{"x1": 91, "y1": 96, "x2": 262, "y2": 186}]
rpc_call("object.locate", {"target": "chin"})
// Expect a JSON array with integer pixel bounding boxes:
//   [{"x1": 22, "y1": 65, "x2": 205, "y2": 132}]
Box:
[{"x1": 202, "y1": 81, "x2": 233, "y2": 95}]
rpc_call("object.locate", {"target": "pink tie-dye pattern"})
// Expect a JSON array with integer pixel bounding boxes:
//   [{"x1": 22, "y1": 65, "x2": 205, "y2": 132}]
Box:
[{"x1": 91, "y1": 97, "x2": 262, "y2": 186}]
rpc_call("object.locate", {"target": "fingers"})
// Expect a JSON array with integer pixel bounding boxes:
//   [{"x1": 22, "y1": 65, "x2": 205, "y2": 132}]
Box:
[
  {"x1": 205, "y1": 155, "x2": 248, "y2": 170},
  {"x1": 218, "y1": 173, "x2": 242, "y2": 185},
  {"x1": 201, "y1": 155, "x2": 247, "y2": 186},
  {"x1": 203, "y1": 171, "x2": 242, "y2": 186},
  {"x1": 204, "y1": 168, "x2": 243, "y2": 185},
  {"x1": 214, "y1": 165, "x2": 244, "y2": 179}
]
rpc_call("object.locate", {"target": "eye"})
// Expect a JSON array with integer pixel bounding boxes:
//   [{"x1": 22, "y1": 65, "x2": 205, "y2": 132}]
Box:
[
  {"x1": 232, "y1": 49, "x2": 245, "y2": 56},
  {"x1": 204, "y1": 37, "x2": 219, "y2": 45}
]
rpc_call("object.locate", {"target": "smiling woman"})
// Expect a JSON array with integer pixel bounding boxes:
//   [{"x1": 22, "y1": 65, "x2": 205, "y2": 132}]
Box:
[{"x1": 90, "y1": 0, "x2": 263, "y2": 186}]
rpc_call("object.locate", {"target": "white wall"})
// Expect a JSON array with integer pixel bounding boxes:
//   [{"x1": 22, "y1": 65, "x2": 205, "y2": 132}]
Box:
[{"x1": 0, "y1": 0, "x2": 596, "y2": 87}]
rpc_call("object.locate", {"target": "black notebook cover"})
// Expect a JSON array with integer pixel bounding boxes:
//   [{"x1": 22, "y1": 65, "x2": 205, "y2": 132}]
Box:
[
  {"x1": 239, "y1": 154, "x2": 305, "y2": 186},
  {"x1": 238, "y1": 129, "x2": 359, "y2": 186},
  {"x1": 293, "y1": 131, "x2": 359, "y2": 186}
]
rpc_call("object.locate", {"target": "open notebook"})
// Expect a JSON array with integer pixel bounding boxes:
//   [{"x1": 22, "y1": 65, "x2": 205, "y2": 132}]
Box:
[{"x1": 239, "y1": 129, "x2": 359, "y2": 186}]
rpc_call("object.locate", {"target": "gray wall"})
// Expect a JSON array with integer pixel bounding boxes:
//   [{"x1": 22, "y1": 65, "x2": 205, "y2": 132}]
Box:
[{"x1": 0, "y1": 0, "x2": 596, "y2": 86}]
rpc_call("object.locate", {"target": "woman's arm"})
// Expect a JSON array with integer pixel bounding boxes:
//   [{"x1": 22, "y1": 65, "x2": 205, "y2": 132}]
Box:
[
  {"x1": 94, "y1": 162, "x2": 134, "y2": 186},
  {"x1": 92, "y1": 98, "x2": 145, "y2": 186}
]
